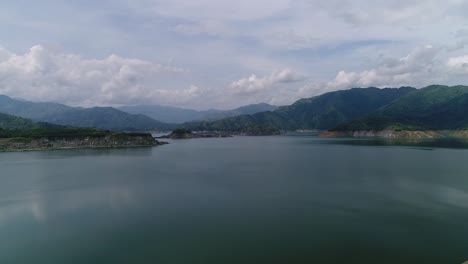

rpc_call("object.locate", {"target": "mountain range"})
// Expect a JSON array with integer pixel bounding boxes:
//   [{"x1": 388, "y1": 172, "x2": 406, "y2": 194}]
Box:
[
  {"x1": 334, "y1": 85, "x2": 468, "y2": 131},
  {"x1": 118, "y1": 103, "x2": 278, "y2": 123},
  {"x1": 0, "y1": 95, "x2": 173, "y2": 131},
  {"x1": 0, "y1": 95, "x2": 277, "y2": 131},
  {"x1": 184, "y1": 87, "x2": 417, "y2": 131},
  {"x1": 1, "y1": 85, "x2": 468, "y2": 134},
  {"x1": 0, "y1": 112, "x2": 62, "y2": 130}
]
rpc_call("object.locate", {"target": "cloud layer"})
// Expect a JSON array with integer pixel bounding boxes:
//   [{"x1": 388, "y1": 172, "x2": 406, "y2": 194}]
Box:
[
  {"x1": 1, "y1": 1, "x2": 468, "y2": 109},
  {"x1": 2, "y1": 43, "x2": 468, "y2": 109},
  {"x1": 0, "y1": 45, "x2": 201, "y2": 106},
  {"x1": 229, "y1": 69, "x2": 304, "y2": 96},
  {"x1": 327, "y1": 45, "x2": 441, "y2": 90}
]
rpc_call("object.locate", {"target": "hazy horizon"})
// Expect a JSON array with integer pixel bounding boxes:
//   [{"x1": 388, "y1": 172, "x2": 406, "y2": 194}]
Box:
[
  {"x1": 0, "y1": 85, "x2": 428, "y2": 111},
  {"x1": 1, "y1": 1, "x2": 468, "y2": 110}
]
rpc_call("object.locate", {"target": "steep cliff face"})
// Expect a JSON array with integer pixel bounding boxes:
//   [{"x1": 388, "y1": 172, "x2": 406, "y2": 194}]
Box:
[{"x1": 0, "y1": 133, "x2": 166, "y2": 152}]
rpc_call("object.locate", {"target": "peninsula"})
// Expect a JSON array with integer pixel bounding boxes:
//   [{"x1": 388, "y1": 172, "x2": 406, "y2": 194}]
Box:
[{"x1": 0, "y1": 129, "x2": 166, "y2": 152}]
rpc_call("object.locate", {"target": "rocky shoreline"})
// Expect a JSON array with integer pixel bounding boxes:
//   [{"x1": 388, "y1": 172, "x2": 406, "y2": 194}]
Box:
[
  {"x1": 0, "y1": 133, "x2": 167, "y2": 152},
  {"x1": 159, "y1": 128, "x2": 281, "y2": 140},
  {"x1": 161, "y1": 131, "x2": 233, "y2": 139},
  {"x1": 319, "y1": 130, "x2": 468, "y2": 139}
]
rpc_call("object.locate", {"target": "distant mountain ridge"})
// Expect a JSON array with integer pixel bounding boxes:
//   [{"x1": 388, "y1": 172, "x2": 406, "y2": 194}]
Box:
[
  {"x1": 0, "y1": 95, "x2": 173, "y2": 131},
  {"x1": 118, "y1": 103, "x2": 278, "y2": 123},
  {"x1": 334, "y1": 85, "x2": 468, "y2": 131},
  {"x1": 3, "y1": 85, "x2": 466, "y2": 134},
  {"x1": 0, "y1": 112, "x2": 62, "y2": 130},
  {"x1": 184, "y1": 87, "x2": 417, "y2": 131},
  {"x1": 0, "y1": 112, "x2": 40, "y2": 130}
]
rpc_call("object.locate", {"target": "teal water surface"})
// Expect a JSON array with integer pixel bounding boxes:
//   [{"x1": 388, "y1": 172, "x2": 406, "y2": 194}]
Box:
[{"x1": 0, "y1": 136, "x2": 468, "y2": 264}]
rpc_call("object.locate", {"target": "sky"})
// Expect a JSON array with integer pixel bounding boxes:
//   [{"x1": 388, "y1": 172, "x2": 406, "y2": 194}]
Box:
[{"x1": 1, "y1": 0, "x2": 468, "y2": 110}]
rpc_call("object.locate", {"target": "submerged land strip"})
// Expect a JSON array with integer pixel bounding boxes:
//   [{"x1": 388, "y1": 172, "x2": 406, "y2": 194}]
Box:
[{"x1": 0, "y1": 129, "x2": 166, "y2": 152}]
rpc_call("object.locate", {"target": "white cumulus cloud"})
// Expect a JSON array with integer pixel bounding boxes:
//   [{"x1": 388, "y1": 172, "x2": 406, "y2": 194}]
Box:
[
  {"x1": 0, "y1": 45, "x2": 202, "y2": 107},
  {"x1": 447, "y1": 55, "x2": 468, "y2": 72},
  {"x1": 326, "y1": 45, "x2": 441, "y2": 90},
  {"x1": 229, "y1": 68, "x2": 304, "y2": 96}
]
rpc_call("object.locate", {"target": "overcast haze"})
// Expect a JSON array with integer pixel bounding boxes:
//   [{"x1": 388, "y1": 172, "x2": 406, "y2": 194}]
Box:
[{"x1": 1, "y1": 0, "x2": 468, "y2": 109}]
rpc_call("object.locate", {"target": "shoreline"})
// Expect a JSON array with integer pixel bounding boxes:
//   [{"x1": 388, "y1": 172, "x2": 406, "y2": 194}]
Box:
[
  {"x1": 319, "y1": 130, "x2": 468, "y2": 139},
  {"x1": 0, "y1": 133, "x2": 168, "y2": 153},
  {"x1": 0, "y1": 144, "x2": 168, "y2": 153}
]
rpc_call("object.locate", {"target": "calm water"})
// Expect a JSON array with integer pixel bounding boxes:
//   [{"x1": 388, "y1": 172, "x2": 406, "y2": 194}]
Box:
[{"x1": 1, "y1": 136, "x2": 468, "y2": 264}]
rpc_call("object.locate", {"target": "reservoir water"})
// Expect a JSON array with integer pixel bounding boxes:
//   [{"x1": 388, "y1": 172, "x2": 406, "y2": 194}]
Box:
[{"x1": 0, "y1": 135, "x2": 467, "y2": 263}]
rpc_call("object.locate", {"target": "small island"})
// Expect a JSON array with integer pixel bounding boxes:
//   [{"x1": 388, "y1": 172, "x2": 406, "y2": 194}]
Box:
[
  {"x1": 161, "y1": 125, "x2": 281, "y2": 139},
  {"x1": 0, "y1": 128, "x2": 167, "y2": 152},
  {"x1": 161, "y1": 128, "x2": 233, "y2": 139}
]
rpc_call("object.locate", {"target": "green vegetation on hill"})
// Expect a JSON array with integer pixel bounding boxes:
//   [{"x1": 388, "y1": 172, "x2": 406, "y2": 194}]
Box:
[
  {"x1": 240, "y1": 125, "x2": 281, "y2": 135},
  {"x1": 185, "y1": 111, "x2": 292, "y2": 131},
  {"x1": 334, "y1": 85, "x2": 468, "y2": 131},
  {"x1": 4, "y1": 85, "x2": 467, "y2": 134},
  {"x1": 0, "y1": 112, "x2": 38, "y2": 130},
  {"x1": 0, "y1": 112, "x2": 63, "y2": 130},
  {"x1": 118, "y1": 103, "x2": 278, "y2": 124},
  {"x1": 0, "y1": 95, "x2": 174, "y2": 131},
  {"x1": 0, "y1": 111, "x2": 154, "y2": 142},
  {"x1": 0, "y1": 128, "x2": 109, "y2": 139},
  {"x1": 276, "y1": 87, "x2": 416, "y2": 129},
  {"x1": 44, "y1": 107, "x2": 174, "y2": 132},
  {"x1": 171, "y1": 128, "x2": 192, "y2": 134},
  {"x1": 0, "y1": 127, "x2": 162, "y2": 152},
  {"x1": 184, "y1": 87, "x2": 416, "y2": 131}
]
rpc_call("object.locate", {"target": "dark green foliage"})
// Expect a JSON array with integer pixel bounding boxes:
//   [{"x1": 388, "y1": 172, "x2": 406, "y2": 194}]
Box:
[
  {"x1": 0, "y1": 110, "x2": 147, "y2": 139},
  {"x1": 0, "y1": 112, "x2": 63, "y2": 130},
  {"x1": 118, "y1": 103, "x2": 278, "y2": 123},
  {"x1": 183, "y1": 87, "x2": 416, "y2": 131},
  {"x1": 0, "y1": 112, "x2": 38, "y2": 130},
  {"x1": 0, "y1": 95, "x2": 174, "y2": 131},
  {"x1": 184, "y1": 111, "x2": 292, "y2": 131},
  {"x1": 0, "y1": 95, "x2": 71, "y2": 120},
  {"x1": 0, "y1": 127, "x2": 154, "y2": 141},
  {"x1": 276, "y1": 87, "x2": 416, "y2": 129},
  {"x1": 172, "y1": 128, "x2": 192, "y2": 134},
  {"x1": 43, "y1": 107, "x2": 174, "y2": 132},
  {"x1": 240, "y1": 125, "x2": 280, "y2": 135},
  {"x1": 0, "y1": 128, "x2": 108, "y2": 139},
  {"x1": 335, "y1": 85, "x2": 468, "y2": 131}
]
